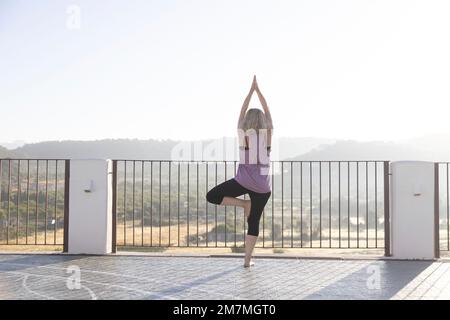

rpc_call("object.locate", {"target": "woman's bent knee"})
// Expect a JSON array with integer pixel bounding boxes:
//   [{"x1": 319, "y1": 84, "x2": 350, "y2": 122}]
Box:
[{"x1": 206, "y1": 190, "x2": 221, "y2": 205}]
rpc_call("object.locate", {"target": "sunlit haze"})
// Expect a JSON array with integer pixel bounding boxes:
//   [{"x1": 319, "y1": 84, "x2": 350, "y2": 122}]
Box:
[{"x1": 2, "y1": 0, "x2": 450, "y2": 144}]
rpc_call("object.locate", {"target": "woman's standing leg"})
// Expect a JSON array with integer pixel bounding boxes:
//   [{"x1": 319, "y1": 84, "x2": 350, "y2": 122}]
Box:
[{"x1": 245, "y1": 192, "x2": 271, "y2": 267}]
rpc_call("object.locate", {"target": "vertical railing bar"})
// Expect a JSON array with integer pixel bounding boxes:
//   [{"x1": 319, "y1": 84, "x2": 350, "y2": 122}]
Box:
[
  {"x1": 142, "y1": 161, "x2": 145, "y2": 247},
  {"x1": 261, "y1": 206, "x2": 265, "y2": 248},
  {"x1": 291, "y1": 162, "x2": 293, "y2": 248},
  {"x1": 319, "y1": 161, "x2": 322, "y2": 248},
  {"x1": 272, "y1": 163, "x2": 274, "y2": 248},
  {"x1": 44, "y1": 160, "x2": 48, "y2": 245},
  {"x1": 384, "y1": 161, "x2": 391, "y2": 256},
  {"x1": 132, "y1": 160, "x2": 135, "y2": 246},
  {"x1": 35, "y1": 160, "x2": 39, "y2": 245},
  {"x1": 54, "y1": 160, "x2": 58, "y2": 244},
  {"x1": 300, "y1": 162, "x2": 303, "y2": 248},
  {"x1": 111, "y1": 160, "x2": 117, "y2": 253},
  {"x1": 215, "y1": 162, "x2": 218, "y2": 247},
  {"x1": 177, "y1": 162, "x2": 180, "y2": 246},
  {"x1": 150, "y1": 161, "x2": 153, "y2": 246},
  {"x1": 197, "y1": 162, "x2": 199, "y2": 247},
  {"x1": 206, "y1": 162, "x2": 209, "y2": 247},
  {"x1": 224, "y1": 161, "x2": 227, "y2": 247},
  {"x1": 338, "y1": 161, "x2": 341, "y2": 248},
  {"x1": 123, "y1": 161, "x2": 127, "y2": 246},
  {"x1": 159, "y1": 160, "x2": 162, "y2": 246},
  {"x1": 16, "y1": 160, "x2": 20, "y2": 244},
  {"x1": 329, "y1": 161, "x2": 331, "y2": 248},
  {"x1": 310, "y1": 161, "x2": 312, "y2": 248},
  {"x1": 168, "y1": 162, "x2": 171, "y2": 247},
  {"x1": 243, "y1": 192, "x2": 246, "y2": 247},
  {"x1": 187, "y1": 162, "x2": 190, "y2": 247},
  {"x1": 281, "y1": 161, "x2": 284, "y2": 247},
  {"x1": 63, "y1": 160, "x2": 70, "y2": 252},
  {"x1": 375, "y1": 161, "x2": 378, "y2": 248},
  {"x1": 348, "y1": 162, "x2": 350, "y2": 248},
  {"x1": 26, "y1": 160, "x2": 30, "y2": 244},
  {"x1": 234, "y1": 161, "x2": 237, "y2": 248},
  {"x1": 7, "y1": 160, "x2": 11, "y2": 244},
  {"x1": 366, "y1": 161, "x2": 369, "y2": 248},
  {"x1": 356, "y1": 161, "x2": 359, "y2": 248}
]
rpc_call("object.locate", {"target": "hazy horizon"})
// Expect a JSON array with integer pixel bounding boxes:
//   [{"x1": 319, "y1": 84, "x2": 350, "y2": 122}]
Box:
[
  {"x1": 4, "y1": 131, "x2": 450, "y2": 152},
  {"x1": 1, "y1": 132, "x2": 450, "y2": 150}
]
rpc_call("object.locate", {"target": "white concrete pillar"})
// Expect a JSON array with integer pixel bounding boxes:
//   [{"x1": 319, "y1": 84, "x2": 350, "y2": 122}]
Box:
[
  {"x1": 390, "y1": 161, "x2": 438, "y2": 259},
  {"x1": 68, "y1": 159, "x2": 113, "y2": 254}
]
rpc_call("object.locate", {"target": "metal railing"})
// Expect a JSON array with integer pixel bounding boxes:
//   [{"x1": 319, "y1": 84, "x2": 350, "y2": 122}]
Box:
[
  {"x1": 0, "y1": 159, "x2": 69, "y2": 249},
  {"x1": 435, "y1": 162, "x2": 450, "y2": 252},
  {"x1": 112, "y1": 160, "x2": 390, "y2": 251}
]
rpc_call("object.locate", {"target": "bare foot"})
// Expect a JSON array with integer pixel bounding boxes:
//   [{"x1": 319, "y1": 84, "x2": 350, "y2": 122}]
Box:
[
  {"x1": 244, "y1": 261, "x2": 255, "y2": 268},
  {"x1": 243, "y1": 200, "x2": 251, "y2": 219}
]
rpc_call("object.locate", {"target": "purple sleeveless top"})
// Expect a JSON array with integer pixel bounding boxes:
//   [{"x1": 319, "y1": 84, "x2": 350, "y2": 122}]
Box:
[{"x1": 234, "y1": 133, "x2": 272, "y2": 194}]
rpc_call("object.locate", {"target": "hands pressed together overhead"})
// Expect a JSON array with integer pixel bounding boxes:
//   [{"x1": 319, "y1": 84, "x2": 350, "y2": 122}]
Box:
[
  {"x1": 238, "y1": 75, "x2": 274, "y2": 130},
  {"x1": 250, "y1": 75, "x2": 261, "y2": 94}
]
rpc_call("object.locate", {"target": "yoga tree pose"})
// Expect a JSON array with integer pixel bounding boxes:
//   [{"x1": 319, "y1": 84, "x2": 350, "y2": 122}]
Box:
[{"x1": 206, "y1": 75, "x2": 273, "y2": 267}]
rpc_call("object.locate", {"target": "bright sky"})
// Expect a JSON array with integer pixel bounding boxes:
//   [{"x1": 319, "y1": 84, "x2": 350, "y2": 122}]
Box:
[{"x1": 1, "y1": 0, "x2": 450, "y2": 144}]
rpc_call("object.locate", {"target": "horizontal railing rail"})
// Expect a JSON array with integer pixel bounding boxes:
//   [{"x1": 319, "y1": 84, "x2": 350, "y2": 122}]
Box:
[
  {"x1": 0, "y1": 158, "x2": 69, "y2": 247},
  {"x1": 113, "y1": 160, "x2": 389, "y2": 250}
]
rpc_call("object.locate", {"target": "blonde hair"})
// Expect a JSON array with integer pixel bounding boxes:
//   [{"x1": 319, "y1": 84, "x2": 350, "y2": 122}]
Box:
[
  {"x1": 239, "y1": 108, "x2": 271, "y2": 151},
  {"x1": 241, "y1": 108, "x2": 268, "y2": 132}
]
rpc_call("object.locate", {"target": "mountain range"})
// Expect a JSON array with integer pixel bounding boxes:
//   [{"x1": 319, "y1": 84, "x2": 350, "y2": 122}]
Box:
[{"x1": 1, "y1": 134, "x2": 450, "y2": 161}]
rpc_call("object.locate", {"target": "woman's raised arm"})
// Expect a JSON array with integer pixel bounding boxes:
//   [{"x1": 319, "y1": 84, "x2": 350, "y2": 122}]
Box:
[
  {"x1": 254, "y1": 80, "x2": 273, "y2": 130},
  {"x1": 254, "y1": 78, "x2": 273, "y2": 149},
  {"x1": 238, "y1": 76, "x2": 257, "y2": 129}
]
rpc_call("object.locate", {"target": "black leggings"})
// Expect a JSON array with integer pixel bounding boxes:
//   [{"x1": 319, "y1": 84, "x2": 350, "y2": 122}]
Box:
[{"x1": 206, "y1": 178, "x2": 271, "y2": 236}]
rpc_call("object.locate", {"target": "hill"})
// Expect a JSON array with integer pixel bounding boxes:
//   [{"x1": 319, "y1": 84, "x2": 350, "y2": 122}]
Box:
[{"x1": 8, "y1": 137, "x2": 335, "y2": 160}]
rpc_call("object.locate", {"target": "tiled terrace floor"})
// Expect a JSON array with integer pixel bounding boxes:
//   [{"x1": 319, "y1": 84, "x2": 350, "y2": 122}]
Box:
[{"x1": 0, "y1": 254, "x2": 449, "y2": 300}]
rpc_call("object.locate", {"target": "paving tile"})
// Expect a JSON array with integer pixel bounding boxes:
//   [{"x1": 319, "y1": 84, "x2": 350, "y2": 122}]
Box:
[{"x1": 0, "y1": 254, "x2": 449, "y2": 299}]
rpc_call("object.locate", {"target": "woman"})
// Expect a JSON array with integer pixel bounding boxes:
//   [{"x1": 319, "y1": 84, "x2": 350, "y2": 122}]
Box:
[{"x1": 206, "y1": 75, "x2": 273, "y2": 267}]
